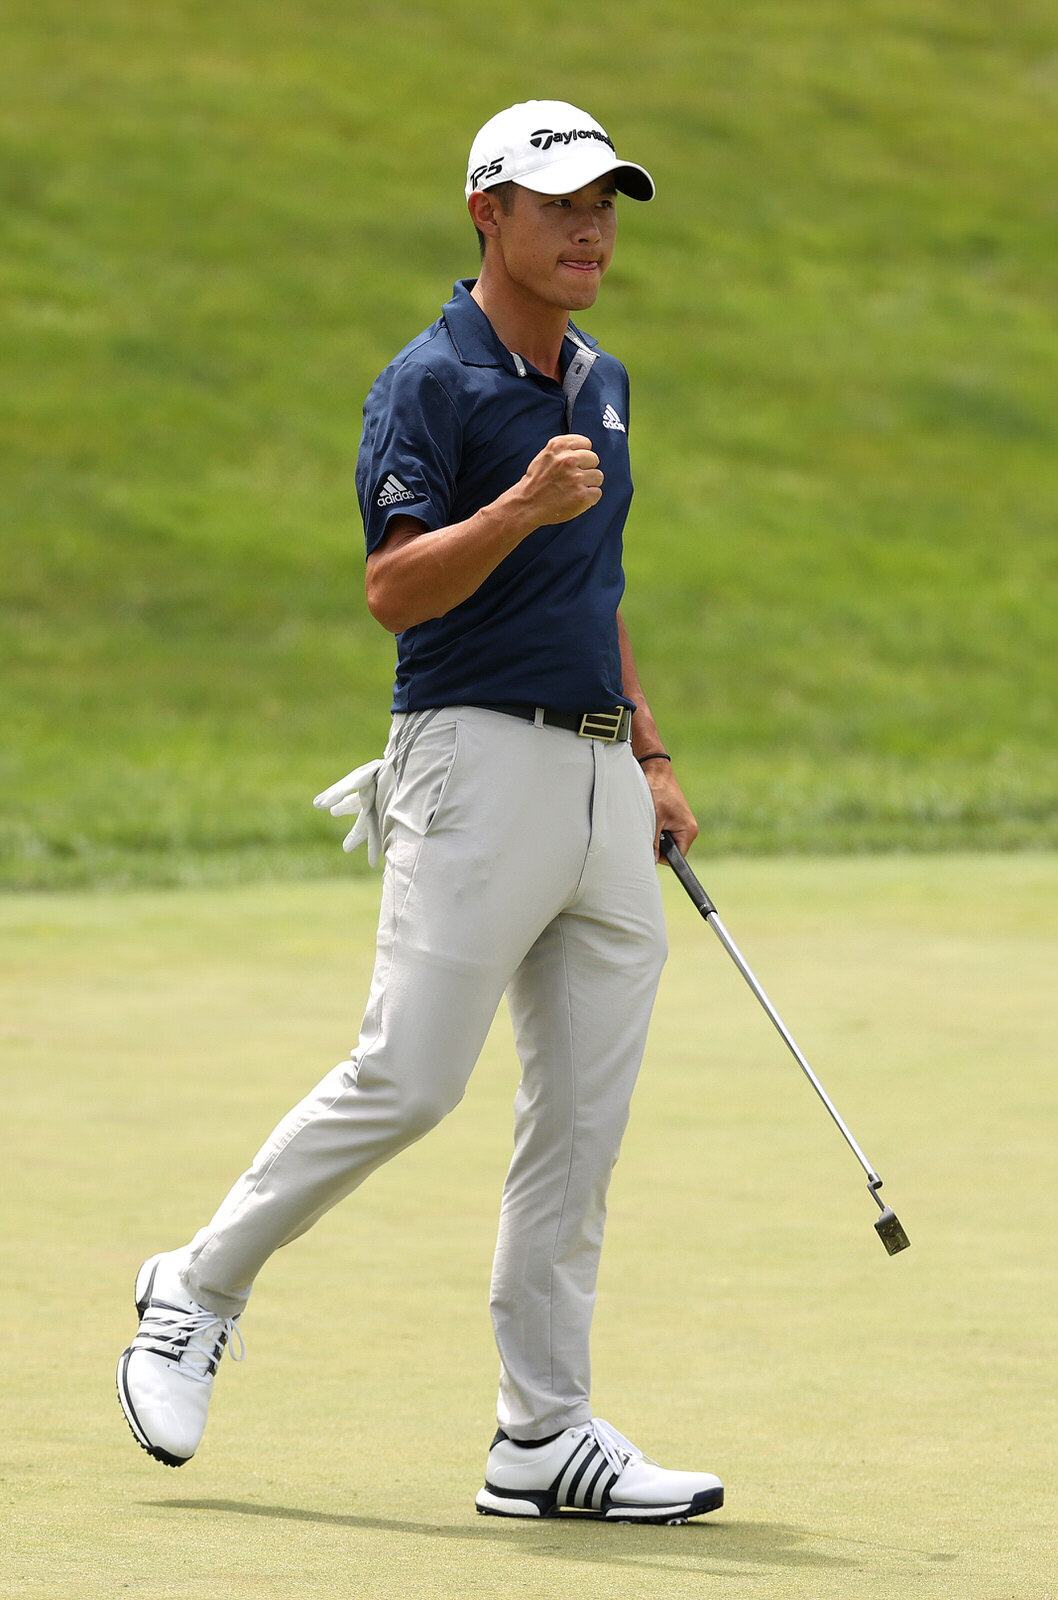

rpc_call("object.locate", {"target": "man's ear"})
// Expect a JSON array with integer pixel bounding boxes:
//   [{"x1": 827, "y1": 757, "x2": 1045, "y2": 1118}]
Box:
[{"x1": 468, "y1": 189, "x2": 503, "y2": 241}]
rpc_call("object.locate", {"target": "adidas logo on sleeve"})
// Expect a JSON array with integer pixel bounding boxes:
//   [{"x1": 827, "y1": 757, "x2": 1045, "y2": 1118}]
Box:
[
  {"x1": 601, "y1": 404, "x2": 626, "y2": 432},
  {"x1": 377, "y1": 474, "x2": 417, "y2": 508}
]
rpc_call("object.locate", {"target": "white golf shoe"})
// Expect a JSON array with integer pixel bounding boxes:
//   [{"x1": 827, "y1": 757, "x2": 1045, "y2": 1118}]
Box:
[
  {"x1": 475, "y1": 1418, "x2": 724, "y2": 1523},
  {"x1": 116, "y1": 1251, "x2": 244, "y2": 1467}
]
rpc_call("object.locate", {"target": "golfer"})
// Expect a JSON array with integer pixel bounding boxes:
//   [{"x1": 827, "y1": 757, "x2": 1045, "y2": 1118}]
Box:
[{"x1": 117, "y1": 99, "x2": 724, "y2": 1524}]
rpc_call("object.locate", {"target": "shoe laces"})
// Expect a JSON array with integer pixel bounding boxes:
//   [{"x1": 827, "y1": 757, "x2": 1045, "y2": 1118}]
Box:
[
  {"x1": 574, "y1": 1418, "x2": 645, "y2": 1476},
  {"x1": 134, "y1": 1299, "x2": 246, "y2": 1384}
]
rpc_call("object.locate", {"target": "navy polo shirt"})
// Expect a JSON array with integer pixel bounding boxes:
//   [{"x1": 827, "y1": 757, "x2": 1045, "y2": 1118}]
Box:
[{"x1": 356, "y1": 279, "x2": 636, "y2": 713}]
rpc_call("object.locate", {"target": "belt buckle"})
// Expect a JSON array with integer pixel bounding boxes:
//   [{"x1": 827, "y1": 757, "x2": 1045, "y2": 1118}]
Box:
[{"x1": 578, "y1": 709, "x2": 625, "y2": 742}]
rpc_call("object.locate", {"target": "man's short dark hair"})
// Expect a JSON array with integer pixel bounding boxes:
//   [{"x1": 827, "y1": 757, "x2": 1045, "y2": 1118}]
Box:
[{"x1": 474, "y1": 181, "x2": 518, "y2": 258}]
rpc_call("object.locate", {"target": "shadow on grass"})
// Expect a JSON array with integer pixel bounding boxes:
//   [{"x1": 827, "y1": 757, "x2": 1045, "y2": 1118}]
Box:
[{"x1": 153, "y1": 1498, "x2": 862, "y2": 1577}]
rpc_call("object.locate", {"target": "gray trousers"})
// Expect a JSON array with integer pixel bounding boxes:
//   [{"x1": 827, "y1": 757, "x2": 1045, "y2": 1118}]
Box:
[{"x1": 182, "y1": 706, "x2": 667, "y2": 1437}]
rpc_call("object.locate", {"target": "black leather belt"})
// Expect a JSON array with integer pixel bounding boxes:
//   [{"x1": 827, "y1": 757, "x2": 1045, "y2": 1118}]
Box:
[{"x1": 473, "y1": 704, "x2": 633, "y2": 743}]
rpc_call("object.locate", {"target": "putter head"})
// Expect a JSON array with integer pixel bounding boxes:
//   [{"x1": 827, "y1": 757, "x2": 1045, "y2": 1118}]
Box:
[{"x1": 874, "y1": 1206, "x2": 910, "y2": 1255}]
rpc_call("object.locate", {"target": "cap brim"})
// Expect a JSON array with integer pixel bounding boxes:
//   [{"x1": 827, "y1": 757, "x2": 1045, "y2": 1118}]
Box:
[{"x1": 516, "y1": 152, "x2": 655, "y2": 202}]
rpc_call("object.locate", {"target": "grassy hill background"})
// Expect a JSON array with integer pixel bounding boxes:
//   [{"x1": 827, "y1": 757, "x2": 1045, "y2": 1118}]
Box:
[{"x1": 3, "y1": 0, "x2": 1057, "y2": 887}]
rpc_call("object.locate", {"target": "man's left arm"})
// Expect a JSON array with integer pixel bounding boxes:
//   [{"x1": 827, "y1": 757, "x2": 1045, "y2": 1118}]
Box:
[{"x1": 618, "y1": 610, "x2": 699, "y2": 861}]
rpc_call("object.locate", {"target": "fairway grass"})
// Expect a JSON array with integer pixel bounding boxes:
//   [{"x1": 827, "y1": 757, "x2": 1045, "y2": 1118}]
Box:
[{"x1": 3, "y1": 856, "x2": 1056, "y2": 1599}]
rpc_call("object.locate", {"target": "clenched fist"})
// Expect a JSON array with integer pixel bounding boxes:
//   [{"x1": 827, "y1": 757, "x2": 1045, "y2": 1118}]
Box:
[{"x1": 517, "y1": 434, "x2": 603, "y2": 526}]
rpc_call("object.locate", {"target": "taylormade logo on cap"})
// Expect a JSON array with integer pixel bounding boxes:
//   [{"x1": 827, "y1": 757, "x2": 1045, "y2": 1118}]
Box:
[
  {"x1": 465, "y1": 100, "x2": 655, "y2": 202},
  {"x1": 528, "y1": 126, "x2": 615, "y2": 153}
]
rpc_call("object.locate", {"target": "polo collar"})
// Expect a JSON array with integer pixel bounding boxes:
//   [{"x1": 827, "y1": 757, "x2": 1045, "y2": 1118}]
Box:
[{"x1": 442, "y1": 279, "x2": 599, "y2": 374}]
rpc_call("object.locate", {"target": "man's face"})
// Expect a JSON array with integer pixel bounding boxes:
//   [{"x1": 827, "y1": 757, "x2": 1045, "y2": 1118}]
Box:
[{"x1": 491, "y1": 177, "x2": 618, "y2": 312}]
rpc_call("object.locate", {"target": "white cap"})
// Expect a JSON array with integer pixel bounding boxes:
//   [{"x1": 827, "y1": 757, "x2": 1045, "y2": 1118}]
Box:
[{"x1": 465, "y1": 100, "x2": 655, "y2": 202}]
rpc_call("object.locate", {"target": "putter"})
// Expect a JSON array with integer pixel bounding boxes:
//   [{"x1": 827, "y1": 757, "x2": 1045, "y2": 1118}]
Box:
[{"x1": 659, "y1": 832, "x2": 910, "y2": 1256}]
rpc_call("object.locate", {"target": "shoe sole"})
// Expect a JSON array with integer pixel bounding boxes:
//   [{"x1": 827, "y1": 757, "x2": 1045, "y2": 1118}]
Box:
[
  {"x1": 475, "y1": 1484, "x2": 724, "y2": 1524},
  {"x1": 115, "y1": 1256, "x2": 192, "y2": 1470}
]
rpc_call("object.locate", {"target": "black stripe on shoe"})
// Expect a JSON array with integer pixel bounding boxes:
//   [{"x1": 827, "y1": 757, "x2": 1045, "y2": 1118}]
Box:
[
  {"x1": 564, "y1": 1443, "x2": 605, "y2": 1509},
  {"x1": 134, "y1": 1258, "x2": 161, "y2": 1315},
  {"x1": 553, "y1": 1438, "x2": 596, "y2": 1506},
  {"x1": 583, "y1": 1458, "x2": 616, "y2": 1511},
  {"x1": 601, "y1": 1484, "x2": 725, "y2": 1523},
  {"x1": 477, "y1": 1482, "x2": 557, "y2": 1516}
]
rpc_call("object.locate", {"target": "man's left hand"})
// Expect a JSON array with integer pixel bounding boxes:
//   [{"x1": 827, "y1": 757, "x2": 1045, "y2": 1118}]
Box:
[{"x1": 641, "y1": 759, "x2": 698, "y2": 862}]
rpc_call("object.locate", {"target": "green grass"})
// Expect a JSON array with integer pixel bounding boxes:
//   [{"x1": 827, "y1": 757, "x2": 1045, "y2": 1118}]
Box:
[
  {"x1": 2, "y1": 857, "x2": 1056, "y2": 1597},
  {"x1": 2, "y1": 0, "x2": 1058, "y2": 886}
]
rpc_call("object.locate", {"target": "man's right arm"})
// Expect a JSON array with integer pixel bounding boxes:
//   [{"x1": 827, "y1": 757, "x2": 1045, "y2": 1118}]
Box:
[{"x1": 365, "y1": 434, "x2": 603, "y2": 634}]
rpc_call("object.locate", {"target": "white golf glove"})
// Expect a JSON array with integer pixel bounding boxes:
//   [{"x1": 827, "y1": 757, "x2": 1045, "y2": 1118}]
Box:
[{"x1": 313, "y1": 758, "x2": 385, "y2": 864}]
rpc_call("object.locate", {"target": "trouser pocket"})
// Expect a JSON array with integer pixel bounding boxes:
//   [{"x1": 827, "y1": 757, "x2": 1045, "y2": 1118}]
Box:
[{"x1": 379, "y1": 711, "x2": 461, "y2": 852}]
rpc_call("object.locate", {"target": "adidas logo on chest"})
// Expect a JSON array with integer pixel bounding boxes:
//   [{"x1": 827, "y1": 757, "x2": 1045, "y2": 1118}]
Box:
[{"x1": 601, "y1": 404, "x2": 626, "y2": 432}]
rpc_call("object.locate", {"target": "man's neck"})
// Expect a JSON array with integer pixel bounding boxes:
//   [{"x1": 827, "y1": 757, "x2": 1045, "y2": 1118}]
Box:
[{"x1": 471, "y1": 276, "x2": 569, "y2": 383}]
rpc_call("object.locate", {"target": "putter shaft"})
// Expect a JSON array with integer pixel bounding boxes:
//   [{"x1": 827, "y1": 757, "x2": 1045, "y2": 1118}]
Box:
[
  {"x1": 659, "y1": 832, "x2": 909, "y2": 1252},
  {"x1": 697, "y1": 902, "x2": 879, "y2": 1185}
]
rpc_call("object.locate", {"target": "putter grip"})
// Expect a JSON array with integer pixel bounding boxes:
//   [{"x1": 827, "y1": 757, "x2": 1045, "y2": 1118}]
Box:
[{"x1": 659, "y1": 831, "x2": 717, "y2": 917}]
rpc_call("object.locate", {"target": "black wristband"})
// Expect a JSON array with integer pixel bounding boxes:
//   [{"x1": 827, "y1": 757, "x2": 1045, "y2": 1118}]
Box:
[{"x1": 636, "y1": 752, "x2": 671, "y2": 764}]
